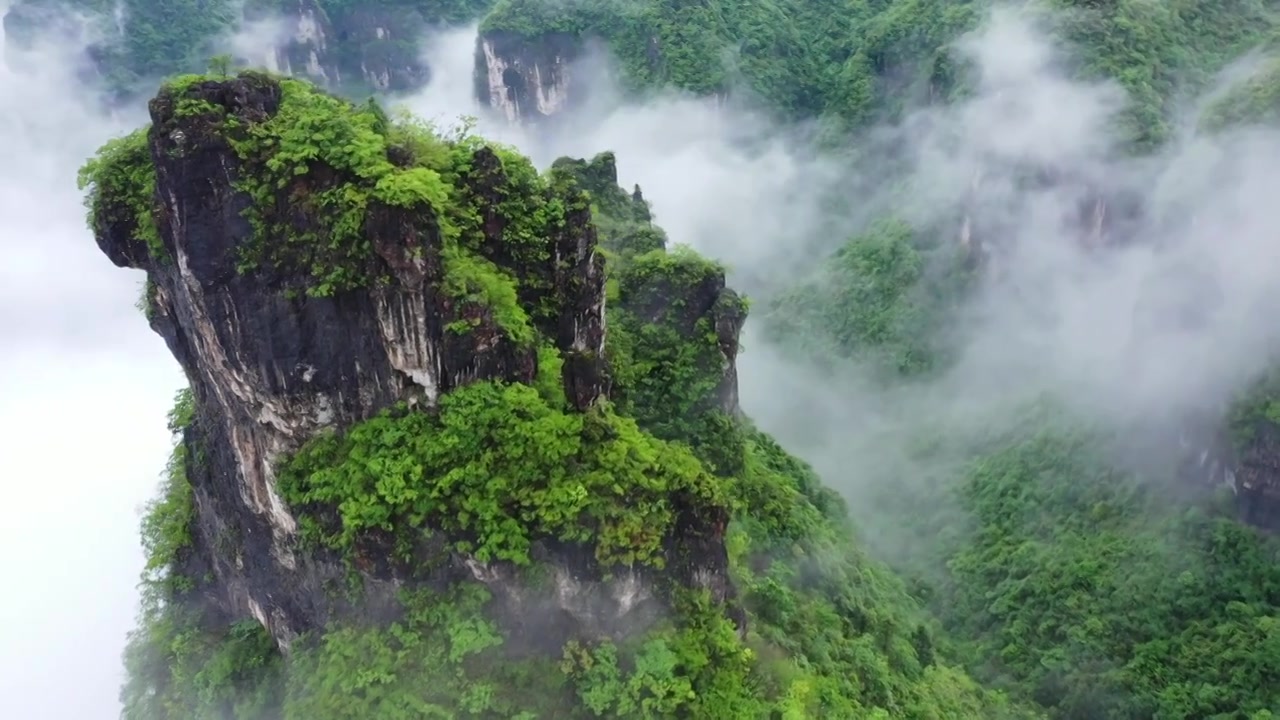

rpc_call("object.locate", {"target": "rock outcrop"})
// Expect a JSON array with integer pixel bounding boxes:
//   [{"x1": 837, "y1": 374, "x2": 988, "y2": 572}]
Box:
[
  {"x1": 85, "y1": 71, "x2": 739, "y2": 649},
  {"x1": 1179, "y1": 397, "x2": 1280, "y2": 533},
  {"x1": 1235, "y1": 427, "x2": 1280, "y2": 531},
  {"x1": 474, "y1": 29, "x2": 584, "y2": 123}
]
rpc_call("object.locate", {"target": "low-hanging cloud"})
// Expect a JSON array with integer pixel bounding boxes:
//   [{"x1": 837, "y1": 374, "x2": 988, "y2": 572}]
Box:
[
  {"x1": 0, "y1": 10, "x2": 185, "y2": 719},
  {"x1": 392, "y1": 24, "x2": 855, "y2": 295},
  {"x1": 387, "y1": 6, "x2": 1280, "y2": 479},
  {"x1": 736, "y1": 4, "x2": 1280, "y2": 557}
]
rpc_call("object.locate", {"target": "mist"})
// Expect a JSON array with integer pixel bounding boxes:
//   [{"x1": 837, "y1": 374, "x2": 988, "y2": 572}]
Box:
[
  {"x1": 735, "y1": 6, "x2": 1280, "y2": 557},
  {"x1": 0, "y1": 13, "x2": 185, "y2": 719},
  {"x1": 391, "y1": 26, "x2": 854, "y2": 294},
  {"x1": 387, "y1": 6, "x2": 1280, "y2": 556}
]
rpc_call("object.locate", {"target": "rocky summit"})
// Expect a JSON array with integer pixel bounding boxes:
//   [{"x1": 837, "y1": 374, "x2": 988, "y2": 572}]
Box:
[{"x1": 79, "y1": 71, "x2": 1000, "y2": 718}]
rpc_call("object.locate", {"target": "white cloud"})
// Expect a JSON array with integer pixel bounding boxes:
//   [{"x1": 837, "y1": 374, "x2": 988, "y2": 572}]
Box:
[
  {"x1": 0, "y1": 17, "x2": 184, "y2": 720},
  {"x1": 398, "y1": 25, "x2": 851, "y2": 290}
]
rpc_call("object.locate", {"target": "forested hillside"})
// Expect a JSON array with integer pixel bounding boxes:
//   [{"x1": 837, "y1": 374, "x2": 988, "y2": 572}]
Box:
[
  {"x1": 486, "y1": 0, "x2": 1280, "y2": 146},
  {"x1": 30, "y1": 0, "x2": 1280, "y2": 717},
  {"x1": 13, "y1": 0, "x2": 1279, "y2": 144},
  {"x1": 746, "y1": 3, "x2": 1280, "y2": 718}
]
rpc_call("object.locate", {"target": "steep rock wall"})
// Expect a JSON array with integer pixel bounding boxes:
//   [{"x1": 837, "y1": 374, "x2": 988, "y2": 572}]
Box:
[
  {"x1": 86, "y1": 72, "x2": 738, "y2": 649},
  {"x1": 474, "y1": 29, "x2": 583, "y2": 123}
]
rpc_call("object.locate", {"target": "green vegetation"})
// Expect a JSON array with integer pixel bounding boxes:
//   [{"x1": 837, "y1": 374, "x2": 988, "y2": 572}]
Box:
[
  {"x1": 764, "y1": 218, "x2": 974, "y2": 379},
  {"x1": 109, "y1": 70, "x2": 1039, "y2": 718},
  {"x1": 116, "y1": 0, "x2": 238, "y2": 84},
  {"x1": 1202, "y1": 58, "x2": 1280, "y2": 131},
  {"x1": 607, "y1": 246, "x2": 748, "y2": 473},
  {"x1": 77, "y1": 71, "x2": 592, "y2": 351},
  {"x1": 138, "y1": 387, "x2": 196, "y2": 598},
  {"x1": 1048, "y1": 0, "x2": 1279, "y2": 148},
  {"x1": 76, "y1": 129, "x2": 161, "y2": 259},
  {"x1": 937, "y1": 429, "x2": 1280, "y2": 719},
  {"x1": 734, "y1": 1, "x2": 1280, "y2": 708},
  {"x1": 20, "y1": 0, "x2": 1280, "y2": 147},
  {"x1": 124, "y1": 383, "x2": 1033, "y2": 718},
  {"x1": 278, "y1": 381, "x2": 722, "y2": 568},
  {"x1": 761, "y1": 208, "x2": 1280, "y2": 719},
  {"x1": 548, "y1": 151, "x2": 751, "y2": 475},
  {"x1": 761, "y1": 215, "x2": 1280, "y2": 714},
  {"x1": 481, "y1": 0, "x2": 1279, "y2": 149},
  {"x1": 122, "y1": 387, "x2": 286, "y2": 720},
  {"x1": 758, "y1": 133, "x2": 1280, "y2": 720},
  {"x1": 214, "y1": 73, "x2": 454, "y2": 296},
  {"x1": 480, "y1": 0, "x2": 977, "y2": 127},
  {"x1": 299, "y1": 0, "x2": 498, "y2": 26},
  {"x1": 6, "y1": 0, "x2": 501, "y2": 97}
]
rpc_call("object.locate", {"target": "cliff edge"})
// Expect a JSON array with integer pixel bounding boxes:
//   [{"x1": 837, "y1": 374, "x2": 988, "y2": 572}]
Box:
[
  {"x1": 84, "y1": 72, "x2": 1025, "y2": 718},
  {"x1": 83, "y1": 68, "x2": 742, "y2": 648}
]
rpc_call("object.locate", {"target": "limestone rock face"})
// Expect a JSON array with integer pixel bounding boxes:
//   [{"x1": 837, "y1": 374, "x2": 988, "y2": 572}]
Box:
[
  {"x1": 474, "y1": 30, "x2": 584, "y2": 124},
  {"x1": 1173, "y1": 410, "x2": 1280, "y2": 534},
  {"x1": 89, "y1": 74, "x2": 738, "y2": 649},
  {"x1": 243, "y1": 0, "x2": 433, "y2": 92},
  {"x1": 1235, "y1": 426, "x2": 1280, "y2": 531}
]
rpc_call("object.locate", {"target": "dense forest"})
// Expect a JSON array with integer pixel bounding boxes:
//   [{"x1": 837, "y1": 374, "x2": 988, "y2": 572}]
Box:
[{"x1": 18, "y1": 0, "x2": 1280, "y2": 716}]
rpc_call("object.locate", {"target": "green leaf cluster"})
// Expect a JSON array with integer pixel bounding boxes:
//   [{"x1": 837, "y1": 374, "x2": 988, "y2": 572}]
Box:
[
  {"x1": 479, "y1": 0, "x2": 1278, "y2": 149},
  {"x1": 761, "y1": 208, "x2": 1280, "y2": 718},
  {"x1": 1201, "y1": 57, "x2": 1280, "y2": 131},
  {"x1": 763, "y1": 217, "x2": 974, "y2": 380},
  {"x1": 935, "y1": 430, "x2": 1280, "y2": 718},
  {"x1": 277, "y1": 380, "x2": 723, "y2": 568},
  {"x1": 125, "y1": 407, "x2": 1032, "y2": 719},
  {"x1": 606, "y1": 246, "x2": 748, "y2": 473},
  {"x1": 76, "y1": 128, "x2": 162, "y2": 259},
  {"x1": 77, "y1": 73, "x2": 595, "y2": 345}
]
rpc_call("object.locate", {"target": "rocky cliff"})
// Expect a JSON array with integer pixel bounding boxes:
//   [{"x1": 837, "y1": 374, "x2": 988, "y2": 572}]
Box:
[
  {"x1": 86, "y1": 71, "x2": 1019, "y2": 719},
  {"x1": 474, "y1": 28, "x2": 584, "y2": 123},
  {"x1": 83, "y1": 69, "x2": 744, "y2": 651},
  {"x1": 241, "y1": 0, "x2": 476, "y2": 93}
]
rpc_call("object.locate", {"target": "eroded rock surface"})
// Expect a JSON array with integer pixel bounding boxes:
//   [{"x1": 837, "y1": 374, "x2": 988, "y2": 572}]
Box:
[
  {"x1": 475, "y1": 30, "x2": 584, "y2": 124},
  {"x1": 89, "y1": 74, "x2": 740, "y2": 649}
]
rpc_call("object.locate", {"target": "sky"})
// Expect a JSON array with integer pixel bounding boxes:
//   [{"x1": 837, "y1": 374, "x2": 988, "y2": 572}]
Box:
[{"x1": 0, "y1": 12, "x2": 186, "y2": 718}]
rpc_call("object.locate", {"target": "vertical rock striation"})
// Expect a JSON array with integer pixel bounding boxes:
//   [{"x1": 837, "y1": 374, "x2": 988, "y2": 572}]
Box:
[{"x1": 474, "y1": 29, "x2": 583, "y2": 123}]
